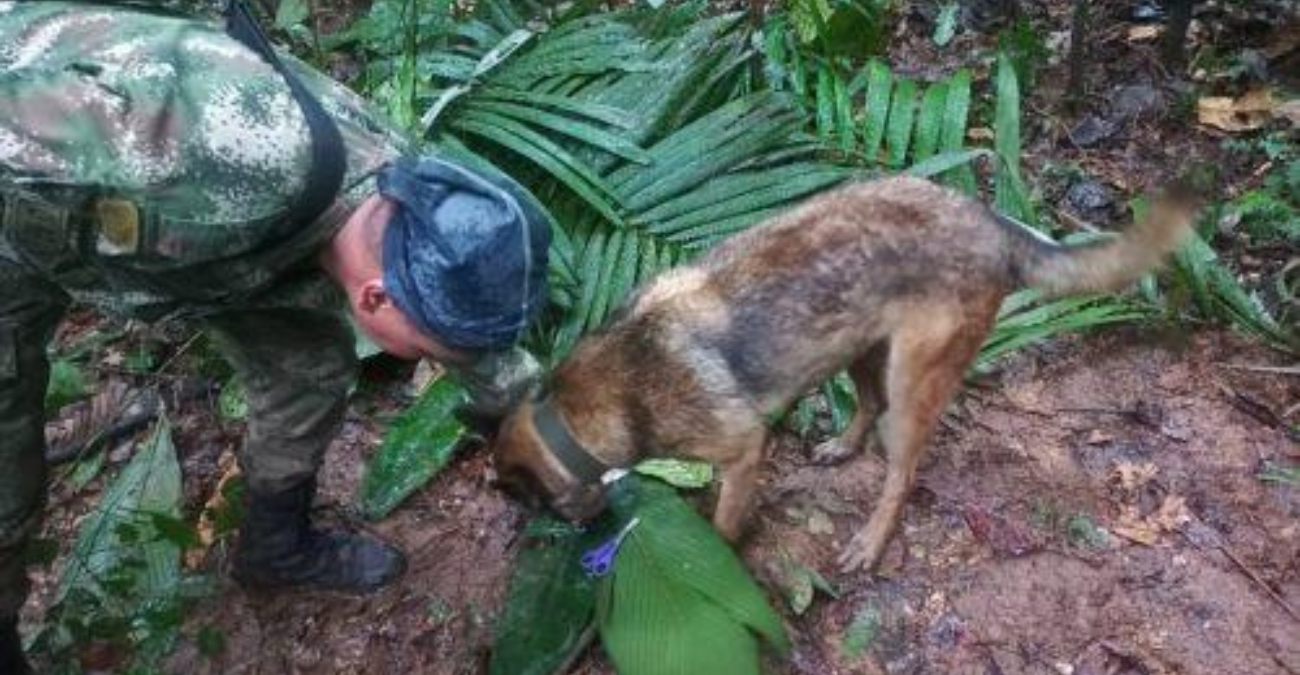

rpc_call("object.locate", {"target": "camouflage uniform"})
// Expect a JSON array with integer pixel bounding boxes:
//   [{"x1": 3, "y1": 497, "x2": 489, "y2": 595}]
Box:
[{"x1": 0, "y1": 1, "x2": 410, "y2": 619}]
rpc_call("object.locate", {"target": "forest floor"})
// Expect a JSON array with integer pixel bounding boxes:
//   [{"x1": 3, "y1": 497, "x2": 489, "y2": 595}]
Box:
[{"x1": 18, "y1": 0, "x2": 1298, "y2": 673}]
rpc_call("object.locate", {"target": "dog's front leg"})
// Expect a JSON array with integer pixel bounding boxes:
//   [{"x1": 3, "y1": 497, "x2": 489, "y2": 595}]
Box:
[{"x1": 710, "y1": 431, "x2": 769, "y2": 542}]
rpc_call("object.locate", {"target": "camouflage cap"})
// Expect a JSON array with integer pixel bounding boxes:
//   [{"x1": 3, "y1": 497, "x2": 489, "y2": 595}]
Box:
[{"x1": 377, "y1": 156, "x2": 550, "y2": 352}]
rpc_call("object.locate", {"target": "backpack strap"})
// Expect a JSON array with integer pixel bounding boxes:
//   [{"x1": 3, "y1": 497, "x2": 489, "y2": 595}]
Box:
[{"x1": 224, "y1": 0, "x2": 346, "y2": 238}]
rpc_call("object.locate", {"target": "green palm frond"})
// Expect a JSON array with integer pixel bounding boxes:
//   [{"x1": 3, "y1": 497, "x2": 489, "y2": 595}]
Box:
[{"x1": 379, "y1": 9, "x2": 854, "y2": 356}]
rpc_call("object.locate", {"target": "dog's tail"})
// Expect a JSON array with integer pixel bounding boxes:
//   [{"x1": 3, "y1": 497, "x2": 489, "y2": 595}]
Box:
[{"x1": 1003, "y1": 189, "x2": 1199, "y2": 297}]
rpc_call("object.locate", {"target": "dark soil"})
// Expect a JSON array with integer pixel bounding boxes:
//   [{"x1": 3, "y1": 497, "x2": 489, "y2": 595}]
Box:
[{"x1": 139, "y1": 329, "x2": 1296, "y2": 675}]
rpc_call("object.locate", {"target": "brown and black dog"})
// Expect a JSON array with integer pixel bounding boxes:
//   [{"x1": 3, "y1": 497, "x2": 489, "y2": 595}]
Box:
[{"x1": 493, "y1": 176, "x2": 1195, "y2": 572}]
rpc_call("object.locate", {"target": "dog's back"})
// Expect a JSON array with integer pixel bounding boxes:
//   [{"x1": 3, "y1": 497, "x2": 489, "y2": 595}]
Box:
[
  {"x1": 599, "y1": 175, "x2": 1193, "y2": 414},
  {"x1": 604, "y1": 177, "x2": 1011, "y2": 414}
]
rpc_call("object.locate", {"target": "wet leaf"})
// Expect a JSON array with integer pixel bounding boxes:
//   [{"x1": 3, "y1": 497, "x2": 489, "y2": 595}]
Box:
[
  {"x1": 66, "y1": 450, "x2": 106, "y2": 492},
  {"x1": 599, "y1": 476, "x2": 791, "y2": 672},
  {"x1": 274, "y1": 0, "x2": 309, "y2": 30},
  {"x1": 841, "y1": 603, "x2": 881, "y2": 659},
  {"x1": 1065, "y1": 513, "x2": 1110, "y2": 549},
  {"x1": 634, "y1": 459, "x2": 713, "y2": 489},
  {"x1": 358, "y1": 376, "x2": 469, "y2": 520},
  {"x1": 46, "y1": 358, "x2": 87, "y2": 412},
  {"x1": 217, "y1": 378, "x2": 248, "y2": 422},
  {"x1": 779, "y1": 559, "x2": 838, "y2": 615},
  {"x1": 57, "y1": 418, "x2": 183, "y2": 608},
  {"x1": 489, "y1": 519, "x2": 607, "y2": 675},
  {"x1": 586, "y1": 478, "x2": 790, "y2": 675},
  {"x1": 933, "y1": 2, "x2": 959, "y2": 46}
]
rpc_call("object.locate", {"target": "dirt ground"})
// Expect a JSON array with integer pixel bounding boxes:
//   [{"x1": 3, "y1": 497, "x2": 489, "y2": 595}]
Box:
[{"x1": 109, "y1": 327, "x2": 1295, "y2": 675}]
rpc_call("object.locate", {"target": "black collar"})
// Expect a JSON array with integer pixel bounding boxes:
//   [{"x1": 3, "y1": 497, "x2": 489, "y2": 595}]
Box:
[{"x1": 531, "y1": 395, "x2": 608, "y2": 486}]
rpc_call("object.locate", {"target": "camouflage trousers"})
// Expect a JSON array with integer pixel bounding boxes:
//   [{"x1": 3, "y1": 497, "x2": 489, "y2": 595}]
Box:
[{"x1": 0, "y1": 257, "x2": 357, "y2": 620}]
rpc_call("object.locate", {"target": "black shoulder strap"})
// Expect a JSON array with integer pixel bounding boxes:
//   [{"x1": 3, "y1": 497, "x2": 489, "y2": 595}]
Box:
[{"x1": 224, "y1": 0, "x2": 346, "y2": 235}]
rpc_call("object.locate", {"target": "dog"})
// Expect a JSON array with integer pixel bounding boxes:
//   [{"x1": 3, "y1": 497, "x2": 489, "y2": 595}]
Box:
[{"x1": 492, "y1": 175, "x2": 1195, "y2": 572}]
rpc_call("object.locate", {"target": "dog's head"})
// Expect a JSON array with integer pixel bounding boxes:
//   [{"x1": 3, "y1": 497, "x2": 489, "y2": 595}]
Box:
[{"x1": 492, "y1": 395, "x2": 610, "y2": 523}]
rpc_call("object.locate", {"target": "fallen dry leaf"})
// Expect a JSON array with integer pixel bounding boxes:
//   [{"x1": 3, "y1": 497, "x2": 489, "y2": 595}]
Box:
[
  {"x1": 1112, "y1": 495, "x2": 1190, "y2": 547},
  {"x1": 1276, "y1": 98, "x2": 1300, "y2": 126},
  {"x1": 1111, "y1": 461, "x2": 1159, "y2": 492},
  {"x1": 1085, "y1": 429, "x2": 1116, "y2": 446},
  {"x1": 1127, "y1": 25, "x2": 1162, "y2": 42},
  {"x1": 186, "y1": 451, "x2": 241, "y2": 569},
  {"x1": 1197, "y1": 89, "x2": 1277, "y2": 132}
]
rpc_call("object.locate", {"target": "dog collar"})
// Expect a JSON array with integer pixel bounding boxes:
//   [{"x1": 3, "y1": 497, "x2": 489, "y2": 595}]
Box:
[{"x1": 531, "y1": 395, "x2": 609, "y2": 486}]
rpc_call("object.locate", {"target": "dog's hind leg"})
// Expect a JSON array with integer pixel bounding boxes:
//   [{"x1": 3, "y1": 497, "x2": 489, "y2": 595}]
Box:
[
  {"x1": 710, "y1": 429, "x2": 770, "y2": 542},
  {"x1": 837, "y1": 307, "x2": 991, "y2": 573},
  {"x1": 811, "y1": 342, "x2": 889, "y2": 465}
]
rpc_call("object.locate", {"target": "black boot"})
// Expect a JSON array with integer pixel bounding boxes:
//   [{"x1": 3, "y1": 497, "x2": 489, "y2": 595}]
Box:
[
  {"x1": 232, "y1": 479, "x2": 406, "y2": 594},
  {"x1": 0, "y1": 618, "x2": 32, "y2": 675}
]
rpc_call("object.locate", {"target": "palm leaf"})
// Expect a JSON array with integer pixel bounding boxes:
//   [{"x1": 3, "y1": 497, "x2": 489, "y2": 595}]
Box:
[
  {"x1": 884, "y1": 78, "x2": 917, "y2": 168},
  {"x1": 861, "y1": 58, "x2": 892, "y2": 163},
  {"x1": 939, "y1": 68, "x2": 975, "y2": 192}
]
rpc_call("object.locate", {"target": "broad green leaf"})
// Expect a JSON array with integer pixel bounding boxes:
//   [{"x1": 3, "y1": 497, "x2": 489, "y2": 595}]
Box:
[
  {"x1": 600, "y1": 533, "x2": 761, "y2": 675},
  {"x1": 634, "y1": 459, "x2": 714, "y2": 488},
  {"x1": 604, "y1": 477, "x2": 790, "y2": 654},
  {"x1": 45, "y1": 358, "x2": 87, "y2": 412},
  {"x1": 489, "y1": 520, "x2": 605, "y2": 675},
  {"x1": 58, "y1": 418, "x2": 183, "y2": 608},
  {"x1": 358, "y1": 377, "x2": 469, "y2": 520}
]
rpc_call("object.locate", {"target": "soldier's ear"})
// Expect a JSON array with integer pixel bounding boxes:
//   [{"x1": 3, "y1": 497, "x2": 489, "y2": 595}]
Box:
[{"x1": 358, "y1": 279, "x2": 390, "y2": 313}]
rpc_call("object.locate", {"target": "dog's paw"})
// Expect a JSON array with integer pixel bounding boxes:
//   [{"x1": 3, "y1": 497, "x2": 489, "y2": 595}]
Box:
[
  {"x1": 837, "y1": 533, "x2": 884, "y2": 573},
  {"x1": 810, "y1": 439, "x2": 858, "y2": 465}
]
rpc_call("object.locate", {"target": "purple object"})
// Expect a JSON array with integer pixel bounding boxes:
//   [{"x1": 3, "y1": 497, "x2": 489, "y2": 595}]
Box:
[{"x1": 580, "y1": 517, "x2": 641, "y2": 577}]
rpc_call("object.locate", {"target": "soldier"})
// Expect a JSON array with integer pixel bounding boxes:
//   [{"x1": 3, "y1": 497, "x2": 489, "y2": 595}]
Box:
[{"x1": 0, "y1": 2, "x2": 550, "y2": 671}]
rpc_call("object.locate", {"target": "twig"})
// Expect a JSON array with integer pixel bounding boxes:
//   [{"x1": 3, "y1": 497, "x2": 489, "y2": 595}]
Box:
[
  {"x1": 1179, "y1": 524, "x2": 1300, "y2": 624},
  {"x1": 1214, "y1": 363, "x2": 1300, "y2": 377},
  {"x1": 1214, "y1": 381, "x2": 1286, "y2": 430},
  {"x1": 1153, "y1": 470, "x2": 1300, "y2": 624}
]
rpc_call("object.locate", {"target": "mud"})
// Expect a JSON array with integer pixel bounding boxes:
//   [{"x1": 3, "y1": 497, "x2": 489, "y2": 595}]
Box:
[{"x1": 117, "y1": 329, "x2": 1294, "y2": 675}]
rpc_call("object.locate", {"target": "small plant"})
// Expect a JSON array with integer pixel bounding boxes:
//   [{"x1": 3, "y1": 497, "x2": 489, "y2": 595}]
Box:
[
  {"x1": 489, "y1": 475, "x2": 789, "y2": 675},
  {"x1": 32, "y1": 419, "x2": 211, "y2": 674}
]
